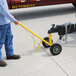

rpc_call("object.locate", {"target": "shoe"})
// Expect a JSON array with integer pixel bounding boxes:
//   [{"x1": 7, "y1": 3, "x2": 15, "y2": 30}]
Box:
[
  {"x1": 6, "y1": 54, "x2": 20, "y2": 60},
  {"x1": 0, "y1": 60, "x2": 7, "y2": 67}
]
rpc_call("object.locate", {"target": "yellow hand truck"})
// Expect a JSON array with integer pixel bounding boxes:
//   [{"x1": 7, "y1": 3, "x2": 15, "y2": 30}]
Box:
[{"x1": 19, "y1": 23, "x2": 62, "y2": 55}]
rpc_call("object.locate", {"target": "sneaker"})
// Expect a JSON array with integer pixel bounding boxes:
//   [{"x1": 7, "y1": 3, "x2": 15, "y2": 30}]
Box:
[
  {"x1": 6, "y1": 54, "x2": 20, "y2": 60},
  {"x1": 0, "y1": 60, "x2": 7, "y2": 67}
]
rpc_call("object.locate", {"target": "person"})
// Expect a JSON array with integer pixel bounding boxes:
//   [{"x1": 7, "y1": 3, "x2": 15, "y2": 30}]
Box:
[{"x1": 0, "y1": 0, "x2": 21, "y2": 67}]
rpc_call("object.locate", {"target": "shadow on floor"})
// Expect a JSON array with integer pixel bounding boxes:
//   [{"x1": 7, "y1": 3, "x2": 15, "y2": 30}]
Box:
[{"x1": 11, "y1": 5, "x2": 76, "y2": 21}]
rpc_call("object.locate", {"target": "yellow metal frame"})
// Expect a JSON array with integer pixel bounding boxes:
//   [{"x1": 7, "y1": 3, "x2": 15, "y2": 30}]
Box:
[{"x1": 19, "y1": 23, "x2": 53, "y2": 51}]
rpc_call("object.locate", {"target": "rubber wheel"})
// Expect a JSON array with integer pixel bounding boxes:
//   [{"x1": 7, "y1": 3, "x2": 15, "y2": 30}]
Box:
[
  {"x1": 42, "y1": 37, "x2": 53, "y2": 48},
  {"x1": 72, "y1": 2, "x2": 76, "y2": 7},
  {"x1": 50, "y1": 43, "x2": 62, "y2": 55}
]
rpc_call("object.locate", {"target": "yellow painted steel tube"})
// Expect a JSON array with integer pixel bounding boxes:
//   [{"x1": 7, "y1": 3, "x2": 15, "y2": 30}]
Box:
[
  {"x1": 36, "y1": 40, "x2": 42, "y2": 52},
  {"x1": 49, "y1": 34, "x2": 52, "y2": 46},
  {"x1": 32, "y1": 35, "x2": 37, "y2": 51},
  {"x1": 19, "y1": 23, "x2": 51, "y2": 46}
]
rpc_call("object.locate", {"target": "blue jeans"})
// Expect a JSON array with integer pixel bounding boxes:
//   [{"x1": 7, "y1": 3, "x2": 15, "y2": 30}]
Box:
[{"x1": 0, "y1": 23, "x2": 13, "y2": 60}]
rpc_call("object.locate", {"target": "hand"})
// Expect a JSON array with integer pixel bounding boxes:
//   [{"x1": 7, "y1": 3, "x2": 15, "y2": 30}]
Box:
[{"x1": 14, "y1": 20, "x2": 19, "y2": 25}]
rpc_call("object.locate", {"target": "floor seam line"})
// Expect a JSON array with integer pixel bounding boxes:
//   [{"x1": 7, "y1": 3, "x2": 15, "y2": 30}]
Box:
[{"x1": 40, "y1": 47, "x2": 69, "y2": 76}]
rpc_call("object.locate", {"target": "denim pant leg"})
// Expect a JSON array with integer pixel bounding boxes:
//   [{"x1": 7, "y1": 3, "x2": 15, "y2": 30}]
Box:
[
  {"x1": 0, "y1": 25, "x2": 6, "y2": 60},
  {"x1": 5, "y1": 23, "x2": 14, "y2": 56},
  {"x1": 0, "y1": 44, "x2": 3, "y2": 60}
]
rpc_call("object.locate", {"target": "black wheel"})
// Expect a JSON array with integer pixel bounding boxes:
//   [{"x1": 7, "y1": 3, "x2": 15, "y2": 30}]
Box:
[
  {"x1": 72, "y1": 2, "x2": 76, "y2": 7},
  {"x1": 50, "y1": 43, "x2": 62, "y2": 55},
  {"x1": 42, "y1": 37, "x2": 53, "y2": 48}
]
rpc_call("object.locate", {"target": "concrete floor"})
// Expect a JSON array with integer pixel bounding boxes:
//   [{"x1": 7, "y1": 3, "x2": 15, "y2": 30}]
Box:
[{"x1": 0, "y1": 3, "x2": 76, "y2": 76}]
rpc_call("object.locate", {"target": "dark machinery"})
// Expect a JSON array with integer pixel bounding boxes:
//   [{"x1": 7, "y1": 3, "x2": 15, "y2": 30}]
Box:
[
  {"x1": 48, "y1": 22, "x2": 76, "y2": 40},
  {"x1": 42, "y1": 22, "x2": 76, "y2": 55}
]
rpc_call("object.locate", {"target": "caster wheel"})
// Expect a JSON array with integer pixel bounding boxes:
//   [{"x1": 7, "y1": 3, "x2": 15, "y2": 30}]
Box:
[
  {"x1": 42, "y1": 37, "x2": 53, "y2": 48},
  {"x1": 50, "y1": 43, "x2": 62, "y2": 55}
]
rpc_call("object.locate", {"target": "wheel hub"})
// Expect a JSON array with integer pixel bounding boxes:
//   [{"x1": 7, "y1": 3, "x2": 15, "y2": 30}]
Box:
[{"x1": 53, "y1": 46, "x2": 60, "y2": 54}]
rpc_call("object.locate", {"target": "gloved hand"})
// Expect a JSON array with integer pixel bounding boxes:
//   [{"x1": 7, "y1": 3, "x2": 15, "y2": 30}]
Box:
[{"x1": 14, "y1": 20, "x2": 19, "y2": 25}]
